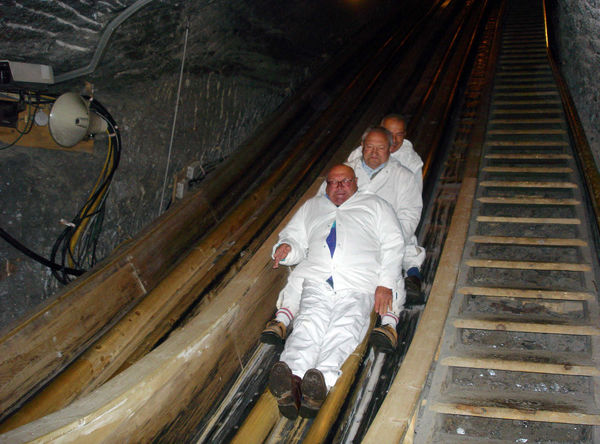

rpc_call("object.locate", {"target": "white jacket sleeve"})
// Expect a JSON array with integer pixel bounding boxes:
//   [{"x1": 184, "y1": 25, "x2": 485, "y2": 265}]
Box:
[
  {"x1": 347, "y1": 145, "x2": 362, "y2": 163},
  {"x1": 394, "y1": 171, "x2": 423, "y2": 237},
  {"x1": 376, "y1": 200, "x2": 405, "y2": 290},
  {"x1": 272, "y1": 201, "x2": 310, "y2": 265}
]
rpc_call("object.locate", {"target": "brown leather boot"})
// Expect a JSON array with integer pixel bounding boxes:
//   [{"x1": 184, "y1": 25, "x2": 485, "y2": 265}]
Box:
[
  {"x1": 299, "y1": 368, "x2": 328, "y2": 418},
  {"x1": 268, "y1": 361, "x2": 300, "y2": 419},
  {"x1": 369, "y1": 324, "x2": 398, "y2": 353},
  {"x1": 260, "y1": 319, "x2": 287, "y2": 347}
]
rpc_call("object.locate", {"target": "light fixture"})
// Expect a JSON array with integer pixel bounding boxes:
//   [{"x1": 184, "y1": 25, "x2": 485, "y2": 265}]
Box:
[{"x1": 48, "y1": 92, "x2": 107, "y2": 147}]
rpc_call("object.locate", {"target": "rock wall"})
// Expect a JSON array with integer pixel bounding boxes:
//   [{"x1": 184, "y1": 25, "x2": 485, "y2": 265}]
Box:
[
  {"x1": 552, "y1": 0, "x2": 600, "y2": 165},
  {"x1": 0, "y1": 0, "x2": 402, "y2": 328}
]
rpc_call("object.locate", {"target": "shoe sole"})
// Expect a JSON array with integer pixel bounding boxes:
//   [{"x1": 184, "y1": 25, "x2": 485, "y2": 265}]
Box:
[
  {"x1": 269, "y1": 362, "x2": 292, "y2": 397},
  {"x1": 299, "y1": 370, "x2": 327, "y2": 418},
  {"x1": 369, "y1": 330, "x2": 397, "y2": 353},
  {"x1": 260, "y1": 331, "x2": 285, "y2": 347},
  {"x1": 278, "y1": 397, "x2": 299, "y2": 420}
]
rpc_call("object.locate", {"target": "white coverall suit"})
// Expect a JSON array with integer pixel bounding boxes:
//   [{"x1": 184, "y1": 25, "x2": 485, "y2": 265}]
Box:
[
  {"x1": 275, "y1": 190, "x2": 404, "y2": 388},
  {"x1": 273, "y1": 157, "x2": 422, "y2": 326},
  {"x1": 348, "y1": 139, "x2": 425, "y2": 272}
]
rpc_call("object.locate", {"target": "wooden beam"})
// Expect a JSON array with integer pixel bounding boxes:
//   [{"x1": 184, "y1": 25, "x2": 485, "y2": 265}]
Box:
[
  {"x1": 483, "y1": 166, "x2": 572, "y2": 172},
  {"x1": 489, "y1": 118, "x2": 561, "y2": 123},
  {"x1": 484, "y1": 154, "x2": 570, "y2": 159},
  {"x1": 458, "y1": 286, "x2": 594, "y2": 301},
  {"x1": 492, "y1": 108, "x2": 559, "y2": 114},
  {"x1": 229, "y1": 392, "x2": 280, "y2": 444},
  {"x1": 480, "y1": 180, "x2": 576, "y2": 188},
  {"x1": 441, "y1": 356, "x2": 600, "y2": 376},
  {"x1": 493, "y1": 99, "x2": 560, "y2": 105},
  {"x1": 430, "y1": 402, "x2": 600, "y2": 426},
  {"x1": 453, "y1": 318, "x2": 600, "y2": 336},
  {"x1": 465, "y1": 259, "x2": 591, "y2": 272},
  {"x1": 0, "y1": 103, "x2": 93, "y2": 153},
  {"x1": 493, "y1": 91, "x2": 559, "y2": 97},
  {"x1": 476, "y1": 215, "x2": 580, "y2": 224},
  {"x1": 477, "y1": 197, "x2": 579, "y2": 205},
  {"x1": 469, "y1": 235, "x2": 587, "y2": 246}
]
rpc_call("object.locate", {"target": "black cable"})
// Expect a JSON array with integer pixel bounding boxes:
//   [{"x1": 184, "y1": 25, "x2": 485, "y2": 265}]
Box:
[
  {"x1": 0, "y1": 227, "x2": 84, "y2": 276},
  {"x1": 1, "y1": 92, "x2": 121, "y2": 284},
  {"x1": 49, "y1": 98, "x2": 122, "y2": 283}
]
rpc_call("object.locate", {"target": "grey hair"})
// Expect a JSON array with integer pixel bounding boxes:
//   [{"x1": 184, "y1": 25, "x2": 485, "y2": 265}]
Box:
[{"x1": 360, "y1": 126, "x2": 393, "y2": 147}]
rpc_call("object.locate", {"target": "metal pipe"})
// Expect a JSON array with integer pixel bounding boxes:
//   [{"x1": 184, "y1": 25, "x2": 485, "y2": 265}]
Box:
[{"x1": 54, "y1": 0, "x2": 157, "y2": 83}]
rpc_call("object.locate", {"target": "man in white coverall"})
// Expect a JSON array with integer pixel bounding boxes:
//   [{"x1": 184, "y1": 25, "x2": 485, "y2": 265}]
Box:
[
  {"x1": 267, "y1": 164, "x2": 404, "y2": 419},
  {"x1": 348, "y1": 114, "x2": 426, "y2": 304},
  {"x1": 345, "y1": 126, "x2": 422, "y2": 352},
  {"x1": 261, "y1": 126, "x2": 423, "y2": 354}
]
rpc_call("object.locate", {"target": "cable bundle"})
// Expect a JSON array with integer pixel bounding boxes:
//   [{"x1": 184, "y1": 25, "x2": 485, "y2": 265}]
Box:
[{"x1": 50, "y1": 97, "x2": 121, "y2": 284}]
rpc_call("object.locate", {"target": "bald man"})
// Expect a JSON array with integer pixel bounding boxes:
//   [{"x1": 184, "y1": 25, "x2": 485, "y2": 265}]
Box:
[{"x1": 267, "y1": 165, "x2": 404, "y2": 419}]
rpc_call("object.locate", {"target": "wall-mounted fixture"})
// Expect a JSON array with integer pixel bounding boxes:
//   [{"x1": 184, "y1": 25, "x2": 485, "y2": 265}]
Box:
[{"x1": 48, "y1": 92, "x2": 107, "y2": 147}]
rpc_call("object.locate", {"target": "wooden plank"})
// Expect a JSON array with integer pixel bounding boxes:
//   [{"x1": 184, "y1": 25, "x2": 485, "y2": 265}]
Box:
[
  {"x1": 489, "y1": 118, "x2": 562, "y2": 123},
  {"x1": 477, "y1": 197, "x2": 579, "y2": 205},
  {"x1": 0, "y1": 103, "x2": 94, "y2": 154},
  {"x1": 476, "y1": 215, "x2": 580, "y2": 224},
  {"x1": 496, "y1": 71, "x2": 551, "y2": 76},
  {"x1": 453, "y1": 319, "x2": 600, "y2": 336},
  {"x1": 458, "y1": 286, "x2": 594, "y2": 301},
  {"x1": 441, "y1": 356, "x2": 600, "y2": 376},
  {"x1": 493, "y1": 100, "x2": 560, "y2": 105},
  {"x1": 501, "y1": 48, "x2": 546, "y2": 53},
  {"x1": 484, "y1": 140, "x2": 568, "y2": 146},
  {"x1": 480, "y1": 180, "x2": 577, "y2": 188},
  {"x1": 465, "y1": 259, "x2": 591, "y2": 272},
  {"x1": 492, "y1": 108, "x2": 559, "y2": 114},
  {"x1": 496, "y1": 82, "x2": 561, "y2": 89},
  {"x1": 483, "y1": 166, "x2": 571, "y2": 172},
  {"x1": 493, "y1": 92, "x2": 559, "y2": 97},
  {"x1": 430, "y1": 402, "x2": 600, "y2": 426},
  {"x1": 0, "y1": 261, "x2": 146, "y2": 417},
  {"x1": 487, "y1": 129, "x2": 565, "y2": 134},
  {"x1": 484, "y1": 153, "x2": 570, "y2": 159},
  {"x1": 469, "y1": 235, "x2": 587, "y2": 246}
]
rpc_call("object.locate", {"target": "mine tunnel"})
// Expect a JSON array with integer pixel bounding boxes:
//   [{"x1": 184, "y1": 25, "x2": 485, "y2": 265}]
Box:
[{"x1": 1, "y1": 0, "x2": 600, "y2": 442}]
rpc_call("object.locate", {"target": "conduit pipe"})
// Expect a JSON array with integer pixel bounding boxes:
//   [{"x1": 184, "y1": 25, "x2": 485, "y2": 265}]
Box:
[{"x1": 55, "y1": 0, "x2": 157, "y2": 83}]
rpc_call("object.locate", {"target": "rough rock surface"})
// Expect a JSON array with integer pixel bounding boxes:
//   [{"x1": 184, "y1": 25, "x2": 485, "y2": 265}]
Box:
[
  {"x1": 553, "y1": 0, "x2": 600, "y2": 165},
  {"x1": 0, "y1": 0, "x2": 402, "y2": 329}
]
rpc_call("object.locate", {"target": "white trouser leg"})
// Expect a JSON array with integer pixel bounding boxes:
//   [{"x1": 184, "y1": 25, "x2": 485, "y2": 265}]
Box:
[
  {"x1": 380, "y1": 278, "x2": 406, "y2": 328},
  {"x1": 275, "y1": 271, "x2": 304, "y2": 326},
  {"x1": 402, "y1": 234, "x2": 426, "y2": 272},
  {"x1": 280, "y1": 280, "x2": 334, "y2": 379},
  {"x1": 315, "y1": 289, "x2": 373, "y2": 388}
]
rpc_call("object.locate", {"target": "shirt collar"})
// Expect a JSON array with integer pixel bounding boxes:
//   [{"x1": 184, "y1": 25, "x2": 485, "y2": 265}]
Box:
[{"x1": 361, "y1": 159, "x2": 387, "y2": 178}]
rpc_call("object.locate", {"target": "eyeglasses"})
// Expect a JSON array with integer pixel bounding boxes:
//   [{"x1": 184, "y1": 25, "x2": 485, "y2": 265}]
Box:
[{"x1": 326, "y1": 178, "x2": 355, "y2": 187}]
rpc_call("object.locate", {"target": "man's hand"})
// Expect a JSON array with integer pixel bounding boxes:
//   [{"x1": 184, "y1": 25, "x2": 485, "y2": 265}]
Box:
[
  {"x1": 374, "y1": 286, "x2": 393, "y2": 316},
  {"x1": 272, "y1": 243, "x2": 292, "y2": 268}
]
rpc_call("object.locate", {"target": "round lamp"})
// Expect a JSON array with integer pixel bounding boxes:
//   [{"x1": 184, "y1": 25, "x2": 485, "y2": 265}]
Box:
[{"x1": 49, "y1": 92, "x2": 107, "y2": 147}]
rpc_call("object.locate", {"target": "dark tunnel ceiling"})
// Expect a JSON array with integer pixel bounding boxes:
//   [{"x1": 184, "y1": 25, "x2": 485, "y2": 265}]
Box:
[{"x1": 2, "y1": 0, "x2": 387, "y2": 87}]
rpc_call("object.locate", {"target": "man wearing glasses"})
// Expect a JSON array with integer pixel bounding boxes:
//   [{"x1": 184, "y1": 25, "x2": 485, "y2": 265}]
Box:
[{"x1": 267, "y1": 164, "x2": 404, "y2": 419}]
